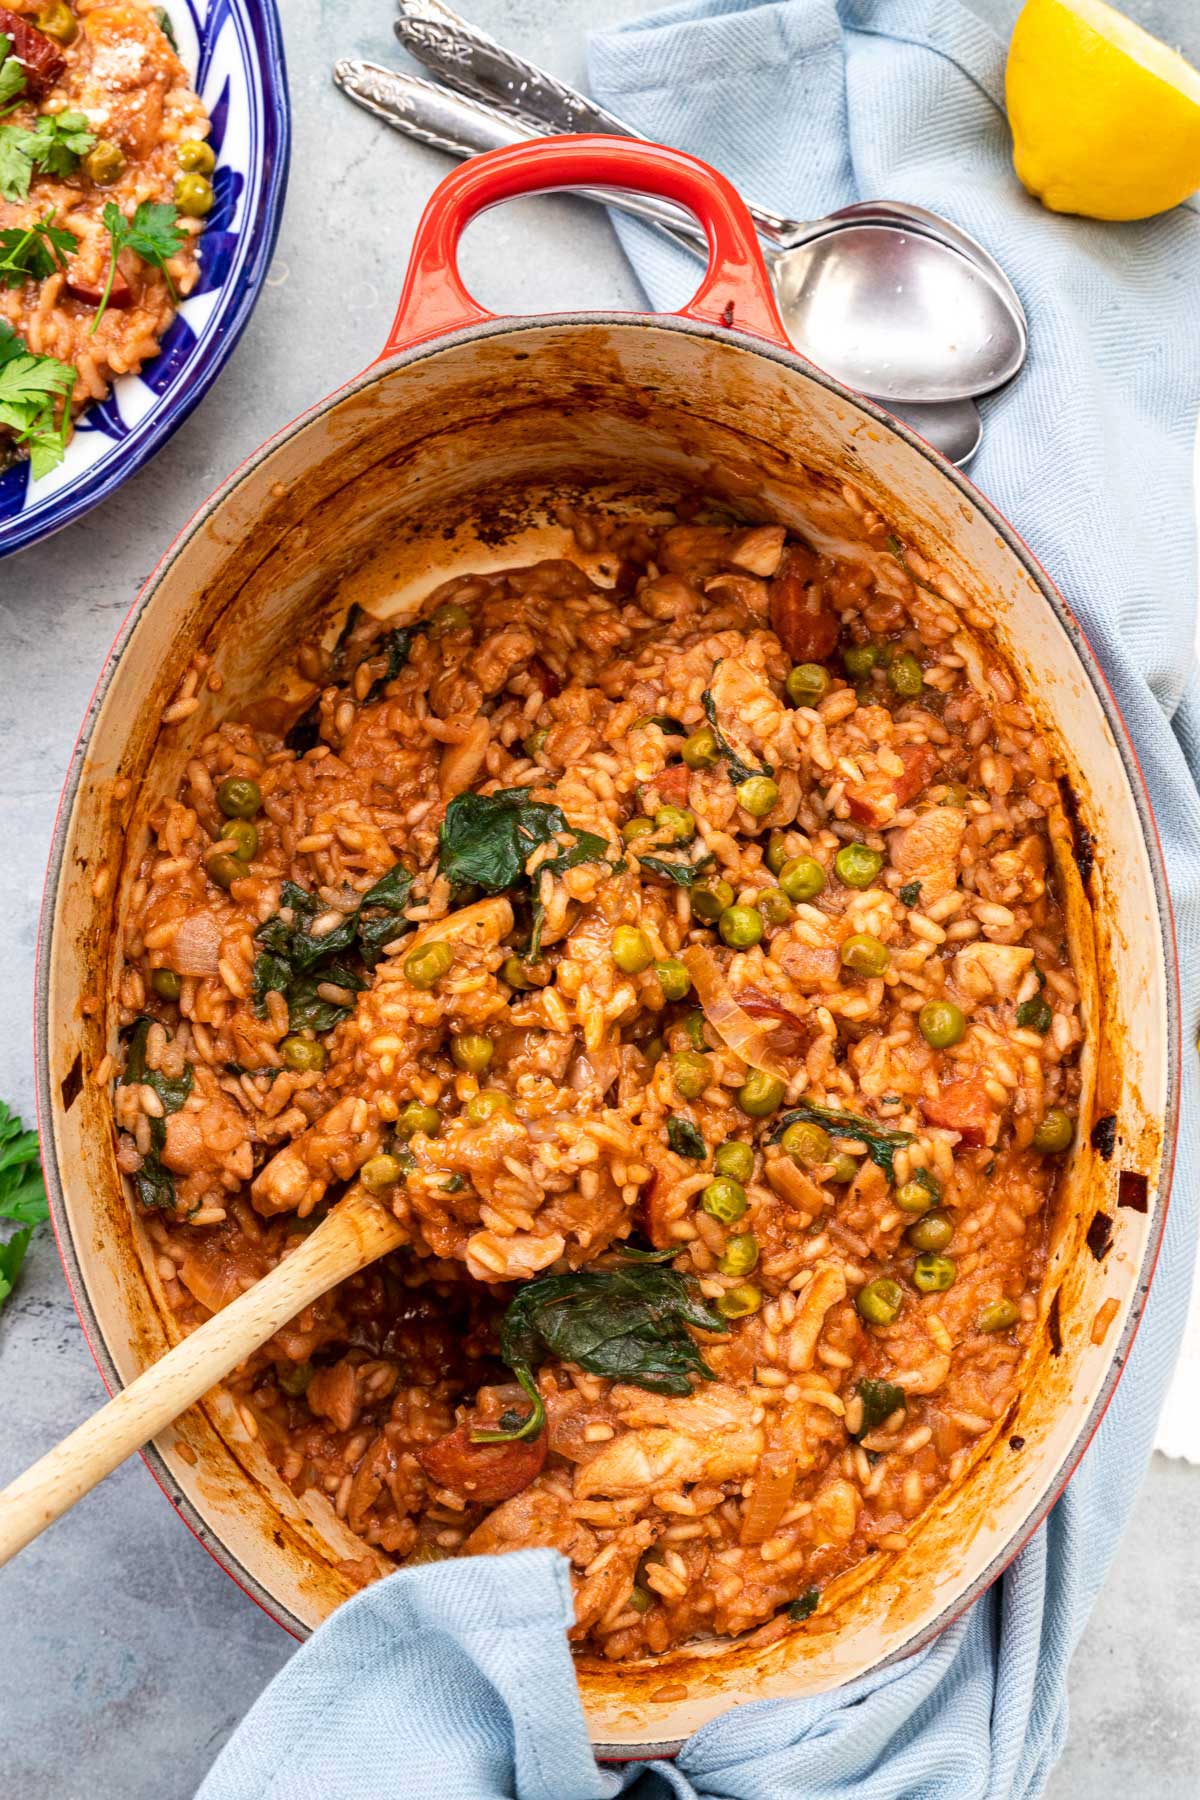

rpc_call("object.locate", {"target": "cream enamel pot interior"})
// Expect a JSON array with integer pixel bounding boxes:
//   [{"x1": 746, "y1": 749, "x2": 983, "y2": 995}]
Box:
[{"x1": 37, "y1": 137, "x2": 1178, "y2": 1754}]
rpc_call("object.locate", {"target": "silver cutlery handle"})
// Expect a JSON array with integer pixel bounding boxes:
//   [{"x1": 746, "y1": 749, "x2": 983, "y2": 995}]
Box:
[
  {"x1": 333, "y1": 60, "x2": 717, "y2": 254},
  {"x1": 393, "y1": 0, "x2": 796, "y2": 244}
]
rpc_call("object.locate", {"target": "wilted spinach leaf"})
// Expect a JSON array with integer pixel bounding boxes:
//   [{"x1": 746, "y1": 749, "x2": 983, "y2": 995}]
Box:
[
  {"x1": 786, "y1": 1587, "x2": 820, "y2": 1622},
  {"x1": 702, "y1": 667, "x2": 773, "y2": 784},
  {"x1": 666, "y1": 1116, "x2": 706, "y2": 1159},
  {"x1": 120, "y1": 1018, "x2": 193, "y2": 1211},
  {"x1": 363, "y1": 621, "x2": 428, "y2": 704},
  {"x1": 635, "y1": 853, "x2": 713, "y2": 888},
  {"x1": 898, "y1": 881, "x2": 921, "y2": 908},
  {"x1": 642, "y1": 715, "x2": 687, "y2": 736},
  {"x1": 252, "y1": 865, "x2": 414, "y2": 1029},
  {"x1": 855, "y1": 1378, "x2": 906, "y2": 1437},
  {"x1": 284, "y1": 704, "x2": 322, "y2": 755},
  {"x1": 770, "y1": 1100, "x2": 912, "y2": 1182}
]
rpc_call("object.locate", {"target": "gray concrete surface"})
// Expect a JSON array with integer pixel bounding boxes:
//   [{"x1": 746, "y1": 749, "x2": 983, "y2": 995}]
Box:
[{"x1": 1, "y1": 1, "x2": 1197, "y2": 1794}]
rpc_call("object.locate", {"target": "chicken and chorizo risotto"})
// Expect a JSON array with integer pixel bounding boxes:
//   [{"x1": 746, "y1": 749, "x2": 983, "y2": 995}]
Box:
[{"x1": 113, "y1": 500, "x2": 1082, "y2": 1659}]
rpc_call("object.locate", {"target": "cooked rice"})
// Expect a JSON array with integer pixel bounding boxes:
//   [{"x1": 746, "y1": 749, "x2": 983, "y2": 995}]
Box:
[{"x1": 116, "y1": 495, "x2": 1081, "y2": 1657}]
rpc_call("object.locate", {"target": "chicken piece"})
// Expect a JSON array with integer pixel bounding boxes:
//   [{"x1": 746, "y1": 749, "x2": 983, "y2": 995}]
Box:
[
  {"x1": 307, "y1": 1358, "x2": 364, "y2": 1435},
  {"x1": 773, "y1": 939, "x2": 841, "y2": 993},
  {"x1": 846, "y1": 744, "x2": 940, "y2": 829},
  {"x1": 889, "y1": 807, "x2": 966, "y2": 906},
  {"x1": 658, "y1": 524, "x2": 738, "y2": 575},
  {"x1": 785, "y1": 1263, "x2": 848, "y2": 1374},
  {"x1": 637, "y1": 574, "x2": 703, "y2": 622},
  {"x1": 438, "y1": 717, "x2": 490, "y2": 799},
  {"x1": 576, "y1": 1405, "x2": 764, "y2": 1499},
  {"x1": 251, "y1": 1094, "x2": 382, "y2": 1216},
  {"x1": 922, "y1": 1074, "x2": 999, "y2": 1147},
  {"x1": 491, "y1": 1028, "x2": 574, "y2": 1085},
  {"x1": 730, "y1": 525, "x2": 787, "y2": 578},
  {"x1": 810, "y1": 1477, "x2": 861, "y2": 1547},
  {"x1": 467, "y1": 626, "x2": 538, "y2": 698},
  {"x1": 571, "y1": 1519, "x2": 658, "y2": 1639},
  {"x1": 161, "y1": 1095, "x2": 249, "y2": 1178},
  {"x1": 464, "y1": 1227, "x2": 566, "y2": 1284},
  {"x1": 769, "y1": 545, "x2": 839, "y2": 661},
  {"x1": 610, "y1": 1382, "x2": 759, "y2": 1437},
  {"x1": 465, "y1": 1480, "x2": 596, "y2": 1560},
  {"x1": 952, "y1": 942, "x2": 1034, "y2": 1002}
]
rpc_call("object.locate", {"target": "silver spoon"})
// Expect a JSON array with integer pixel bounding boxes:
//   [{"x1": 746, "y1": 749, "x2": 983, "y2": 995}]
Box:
[{"x1": 392, "y1": 0, "x2": 1026, "y2": 400}]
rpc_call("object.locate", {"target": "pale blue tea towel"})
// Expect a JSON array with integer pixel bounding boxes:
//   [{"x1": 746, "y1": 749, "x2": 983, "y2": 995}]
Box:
[{"x1": 199, "y1": 4, "x2": 1200, "y2": 1795}]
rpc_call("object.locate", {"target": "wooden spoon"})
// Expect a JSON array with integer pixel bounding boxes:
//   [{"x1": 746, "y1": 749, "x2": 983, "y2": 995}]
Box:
[{"x1": 0, "y1": 1188, "x2": 405, "y2": 1566}]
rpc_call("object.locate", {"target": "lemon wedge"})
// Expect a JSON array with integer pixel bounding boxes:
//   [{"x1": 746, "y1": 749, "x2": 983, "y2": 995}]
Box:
[{"x1": 1006, "y1": 0, "x2": 1200, "y2": 219}]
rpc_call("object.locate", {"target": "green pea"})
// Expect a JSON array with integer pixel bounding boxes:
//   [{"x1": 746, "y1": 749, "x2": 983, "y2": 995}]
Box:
[
  {"x1": 843, "y1": 643, "x2": 878, "y2": 679},
  {"x1": 718, "y1": 1282, "x2": 762, "y2": 1319},
  {"x1": 643, "y1": 1035, "x2": 665, "y2": 1066},
  {"x1": 672, "y1": 1050, "x2": 710, "y2": 1100},
  {"x1": 1033, "y1": 1107, "x2": 1074, "y2": 1154},
  {"x1": 655, "y1": 805, "x2": 696, "y2": 844},
  {"x1": 714, "y1": 1140, "x2": 755, "y2": 1183},
  {"x1": 779, "y1": 855, "x2": 826, "y2": 903},
  {"x1": 785, "y1": 663, "x2": 831, "y2": 708},
  {"x1": 217, "y1": 775, "x2": 261, "y2": 819},
  {"x1": 655, "y1": 959, "x2": 692, "y2": 1002},
  {"x1": 913, "y1": 1252, "x2": 956, "y2": 1293},
  {"x1": 719, "y1": 905, "x2": 764, "y2": 950},
  {"x1": 405, "y1": 940, "x2": 454, "y2": 989},
  {"x1": 918, "y1": 1000, "x2": 966, "y2": 1049},
  {"x1": 175, "y1": 171, "x2": 214, "y2": 217},
  {"x1": 1016, "y1": 996, "x2": 1052, "y2": 1034},
  {"x1": 737, "y1": 1071, "x2": 785, "y2": 1117},
  {"x1": 907, "y1": 1210, "x2": 954, "y2": 1252},
  {"x1": 780, "y1": 1120, "x2": 831, "y2": 1168},
  {"x1": 979, "y1": 1298, "x2": 1020, "y2": 1333},
  {"x1": 451, "y1": 1033, "x2": 494, "y2": 1074},
  {"x1": 895, "y1": 1178, "x2": 936, "y2": 1214},
  {"x1": 856, "y1": 1277, "x2": 904, "y2": 1326},
  {"x1": 701, "y1": 1177, "x2": 747, "y2": 1224},
  {"x1": 360, "y1": 1154, "x2": 404, "y2": 1193},
  {"x1": 629, "y1": 1584, "x2": 653, "y2": 1615},
  {"x1": 758, "y1": 888, "x2": 794, "y2": 927},
  {"x1": 830, "y1": 1152, "x2": 858, "y2": 1184},
  {"x1": 501, "y1": 954, "x2": 541, "y2": 990},
  {"x1": 691, "y1": 878, "x2": 734, "y2": 922},
  {"x1": 177, "y1": 139, "x2": 216, "y2": 175},
  {"x1": 888, "y1": 651, "x2": 924, "y2": 699},
  {"x1": 206, "y1": 851, "x2": 245, "y2": 890},
  {"x1": 835, "y1": 843, "x2": 884, "y2": 888},
  {"x1": 82, "y1": 139, "x2": 125, "y2": 185},
  {"x1": 682, "y1": 726, "x2": 719, "y2": 770},
  {"x1": 280, "y1": 1035, "x2": 326, "y2": 1074},
  {"x1": 466, "y1": 1090, "x2": 514, "y2": 1124},
  {"x1": 736, "y1": 776, "x2": 780, "y2": 819},
  {"x1": 277, "y1": 1360, "x2": 314, "y2": 1398},
  {"x1": 613, "y1": 925, "x2": 654, "y2": 974},
  {"x1": 765, "y1": 833, "x2": 790, "y2": 876},
  {"x1": 397, "y1": 1101, "x2": 440, "y2": 1139},
  {"x1": 719, "y1": 1233, "x2": 759, "y2": 1277},
  {"x1": 224, "y1": 818, "x2": 258, "y2": 862},
  {"x1": 622, "y1": 816, "x2": 655, "y2": 844},
  {"x1": 523, "y1": 726, "x2": 549, "y2": 759},
  {"x1": 682, "y1": 1010, "x2": 707, "y2": 1051},
  {"x1": 841, "y1": 933, "x2": 890, "y2": 976},
  {"x1": 151, "y1": 968, "x2": 182, "y2": 1001},
  {"x1": 429, "y1": 601, "x2": 471, "y2": 634}
]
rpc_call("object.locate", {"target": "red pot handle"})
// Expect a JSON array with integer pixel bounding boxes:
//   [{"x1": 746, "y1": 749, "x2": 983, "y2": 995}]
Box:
[{"x1": 378, "y1": 134, "x2": 789, "y2": 360}]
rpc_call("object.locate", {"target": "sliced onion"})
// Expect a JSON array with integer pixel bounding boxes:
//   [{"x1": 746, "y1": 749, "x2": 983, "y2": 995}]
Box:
[
  {"x1": 739, "y1": 1448, "x2": 798, "y2": 1546},
  {"x1": 682, "y1": 946, "x2": 796, "y2": 1080},
  {"x1": 168, "y1": 909, "x2": 222, "y2": 976}
]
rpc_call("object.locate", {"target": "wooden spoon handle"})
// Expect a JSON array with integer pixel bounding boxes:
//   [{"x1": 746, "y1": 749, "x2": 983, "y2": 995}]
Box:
[{"x1": 0, "y1": 1190, "x2": 405, "y2": 1567}]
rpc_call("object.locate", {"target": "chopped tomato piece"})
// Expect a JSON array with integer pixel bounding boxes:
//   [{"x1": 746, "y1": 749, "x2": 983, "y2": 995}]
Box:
[
  {"x1": 922, "y1": 1076, "x2": 997, "y2": 1147},
  {"x1": 418, "y1": 1417, "x2": 546, "y2": 1503},
  {"x1": 0, "y1": 8, "x2": 66, "y2": 98},
  {"x1": 769, "y1": 548, "x2": 839, "y2": 662},
  {"x1": 654, "y1": 762, "x2": 691, "y2": 803},
  {"x1": 735, "y1": 987, "x2": 814, "y2": 1058},
  {"x1": 66, "y1": 267, "x2": 133, "y2": 309},
  {"x1": 846, "y1": 744, "x2": 939, "y2": 827}
]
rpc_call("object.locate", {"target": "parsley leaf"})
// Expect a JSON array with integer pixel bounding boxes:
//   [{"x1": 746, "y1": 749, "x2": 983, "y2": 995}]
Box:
[
  {"x1": 0, "y1": 316, "x2": 75, "y2": 478},
  {"x1": 0, "y1": 1099, "x2": 49, "y2": 1318},
  {"x1": 0, "y1": 33, "x2": 26, "y2": 110},
  {"x1": 153, "y1": 7, "x2": 179, "y2": 52},
  {"x1": 0, "y1": 112, "x2": 95, "y2": 202},
  {"x1": 898, "y1": 880, "x2": 921, "y2": 908},
  {"x1": 92, "y1": 199, "x2": 184, "y2": 332},
  {"x1": 0, "y1": 209, "x2": 77, "y2": 288}
]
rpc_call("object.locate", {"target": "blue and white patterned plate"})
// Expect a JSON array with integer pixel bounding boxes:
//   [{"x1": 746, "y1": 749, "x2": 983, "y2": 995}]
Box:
[{"x1": 0, "y1": 0, "x2": 290, "y2": 559}]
